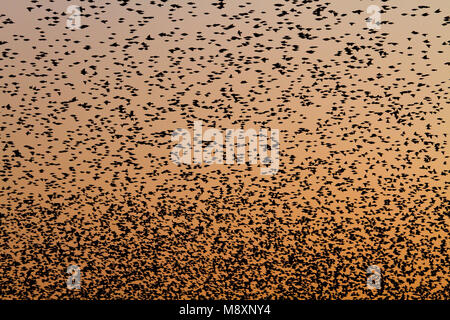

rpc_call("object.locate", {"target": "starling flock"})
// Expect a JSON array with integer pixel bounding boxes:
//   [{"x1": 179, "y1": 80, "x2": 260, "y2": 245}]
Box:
[{"x1": 0, "y1": 0, "x2": 448, "y2": 299}]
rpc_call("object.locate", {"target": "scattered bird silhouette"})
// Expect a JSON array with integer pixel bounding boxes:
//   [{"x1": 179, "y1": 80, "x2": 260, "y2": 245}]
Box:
[{"x1": 0, "y1": 0, "x2": 448, "y2": 300}]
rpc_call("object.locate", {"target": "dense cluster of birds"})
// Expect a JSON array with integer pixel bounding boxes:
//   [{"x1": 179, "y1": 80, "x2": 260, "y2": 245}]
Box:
[{"x1": 0, "y1": 0, "x2": 448, "y2": 299}]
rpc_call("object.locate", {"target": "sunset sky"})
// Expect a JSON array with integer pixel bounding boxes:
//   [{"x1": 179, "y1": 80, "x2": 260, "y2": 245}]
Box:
[{"x1": 0, "y1": 0, "x2": 448, "y2": 299}]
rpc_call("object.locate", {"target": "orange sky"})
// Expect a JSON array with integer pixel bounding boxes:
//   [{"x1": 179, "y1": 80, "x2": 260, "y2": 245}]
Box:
[{"x1": 0, "y1": 0, "x2": 448, "y2": 299}]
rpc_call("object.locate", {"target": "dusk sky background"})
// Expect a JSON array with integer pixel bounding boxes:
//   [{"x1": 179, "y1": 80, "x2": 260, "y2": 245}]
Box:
[{"x1": 0, "y1": 0, "x2": 448, "y2": 299}]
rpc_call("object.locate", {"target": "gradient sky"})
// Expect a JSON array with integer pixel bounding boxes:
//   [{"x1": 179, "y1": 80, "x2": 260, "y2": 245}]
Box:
[{"x1": 0, "y1": 0, "x2": 448, "y2": 299}]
